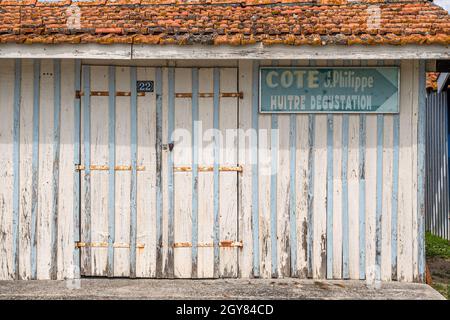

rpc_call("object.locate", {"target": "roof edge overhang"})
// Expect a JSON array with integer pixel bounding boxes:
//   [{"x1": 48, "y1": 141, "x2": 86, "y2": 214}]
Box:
[{"x1": 0, "y1": 43, "x2": 448, "y2": 60}]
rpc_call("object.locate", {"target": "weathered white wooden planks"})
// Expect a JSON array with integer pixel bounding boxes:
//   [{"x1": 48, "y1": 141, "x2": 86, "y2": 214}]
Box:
[
  {"x1": 57, "y1": 60, "x2": 75, "y2": 279},
  {"x1": 197, "y1": 68, "x2": 214, "y2": 278},
  {"x1": 237, "y1": 61, "x2": 253, "y2": 278},
  {"x1": 332, "y1": 114, "x2": 343, "y2": 279},
  {"x1": 36, "y1": 60, "x2": 55, "y2": 279},
  {"x1": 398, "y1": 61, "x2": 414, "y2": 282},
  {"x1": 18, "y1": 60, "x2": 34, "y2": 280},
  {"x1": 347, "y1": 114, "x2": 360, "y2": 279},
  {"x1": 161, "y1": 67, "x2": 170, "y2": 277},
  {"x1": 136, "y1": 67, "x2": 157, "y2": 278},
  {"x1": 381, "y1": 114, "x2": 394, "y2": 281},
  {"x1": 173, "y1": 68, "x2": 193, "y2": 278},
  {"x1": 89, "y1": 66, "x2": 109, "y2": 276},
  {"x1": 219, "y1": 68, "x2": 239, "y2": 277},
  {"x1": 0, "y1": 59, "x2": 424, "y2": 281},
  {"x1": 114, "y1": 67, "x2": 132, "y2": 277},
  {"x1": 0, "y1": 59, "x2": 15, "y2": 280}
]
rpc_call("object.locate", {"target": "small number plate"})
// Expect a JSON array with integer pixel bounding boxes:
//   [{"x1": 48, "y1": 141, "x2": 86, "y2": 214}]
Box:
[{"x1": 137, "y1": 81, "x2": 154, "y2": 93}]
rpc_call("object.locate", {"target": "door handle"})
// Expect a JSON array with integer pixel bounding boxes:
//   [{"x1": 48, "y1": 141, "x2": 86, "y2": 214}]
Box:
[{"x1": 162, "y1": 142, "x2": 174, "y2": 152}]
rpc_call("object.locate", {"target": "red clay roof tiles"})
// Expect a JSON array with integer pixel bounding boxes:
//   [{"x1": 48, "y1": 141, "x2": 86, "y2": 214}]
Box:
[{"x1": 0, "y1": 0, "x2": 448, "y2": 45}]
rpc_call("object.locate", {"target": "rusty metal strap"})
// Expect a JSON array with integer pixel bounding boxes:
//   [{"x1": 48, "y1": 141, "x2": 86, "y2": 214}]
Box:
[
  {"x1": 75, "y1": 242, "x2": 145, "y2": 249},
  {"x1": 174, "y1": 166, "x2": 243, "y2": 172},
  {"x1": 77, "y1": 91, "x2": 243, "y2": 99},
  {"x1": 76, "y1": 90, "x2": 146, "y2": 97},
  {"x1": 75, "y1": 165, "x2": 145, "y2": 171},
  {"x1": 175, "y1": 92, "x2": 243, "y2": 99},
  {"x1": 173, "y1": 241, "x2": 243, "y2": 248}
]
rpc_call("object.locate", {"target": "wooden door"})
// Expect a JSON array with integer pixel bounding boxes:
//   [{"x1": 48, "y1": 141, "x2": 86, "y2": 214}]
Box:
[{"x1": 79, "y1": 66, "x2": 240, "y2": 278}]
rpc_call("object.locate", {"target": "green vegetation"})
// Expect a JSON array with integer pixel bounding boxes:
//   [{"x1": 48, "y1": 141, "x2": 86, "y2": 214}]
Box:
[
  {"x1": 426, "y1": 232, "x2": 450, "y2": 259},
  {"x1": 426, "y1": 232, "x2": 450, "y2": 299}
]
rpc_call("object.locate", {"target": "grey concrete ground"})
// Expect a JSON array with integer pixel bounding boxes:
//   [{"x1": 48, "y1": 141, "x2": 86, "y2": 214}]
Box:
[{"x1": 0, "y1": 279, "x2": 445, "y2": 300}]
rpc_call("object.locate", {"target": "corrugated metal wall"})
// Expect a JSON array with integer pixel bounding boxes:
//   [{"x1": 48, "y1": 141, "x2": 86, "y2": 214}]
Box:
[
  {"x1": 0, "y1": 59, "x2": 426, "y2": 281},
  {"x1": 425, "y1": 91, "x2": 450, "y2": 240}
]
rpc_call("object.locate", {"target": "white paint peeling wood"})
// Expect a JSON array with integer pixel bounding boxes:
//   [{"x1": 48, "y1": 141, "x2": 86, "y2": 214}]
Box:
[
  {"x1": 347, "y1": 114, "x2": 360, "y2": 280},
  {"x1": 276, "y1": 60, "x2": 291, "y2": 278},
  {"x1": 0, "y1": 59, "x2": 15, "y2": 280},
  {"x1": 160, "y1": 67, "x2": 170, "y2": 277},
  {"x1": 197, "y1": 68, "x2": 214, "y2": 278},
  {"x1": 89, "y1": 66, "x2": 109, "y2": 276},
  {"x1": 57, "y1": 59, "x2": 75, "y2": 279},
  {"x1": 0, "y1": 44, "x2": 448, "y2": 60},
  {"x1": 295, "y1": 113, "x2": 310, "y2": 278},
  {"x1": 136, "y1": 67, "x2": 157, "y2": 278},
  {"x1": 381, "y1": 114, "x2": 394, "y2": 281},
  {"x1": 332, "y1": 115, "x2": 343, "y2": 279},
  {"x1": 365, "y1": 114, "x2": 378, "y2": 279},
  {"x1": 294, "y1": 60, "x2": 310, "y2": 279},
  {"x1": 313, "y1": 114, "x2": 327, "y2": 279},
  {"x1": 257, "y1": 60, "x2": 272, "y2": 278},
  {"x1": 237, "y1": 60, "x2": 253, "y2": 278},
  {"x1": 37, "y1": 59, "x2": 54, "y2": 279},
  {"x1": 173, "y1": 68, "x2": 193, "y2": 278},
  {"x1": 0, "y1": 59, "x2": 424, "y2": 281},
  {"x1": 114, "y1": 66, "x2": 132, "y2": 277},
  {"x1": 18, "y1": 59, "x2": 34, "y2": 280},
  {"x1": 258, "y1": 109, "x2": 272, "y2": 279},
  {"x1": 398, "y1": 60, "x2": 414, "y2": 282},
  {"x1": 219, "y1": 68, "x2": 239, "y2": 278}
]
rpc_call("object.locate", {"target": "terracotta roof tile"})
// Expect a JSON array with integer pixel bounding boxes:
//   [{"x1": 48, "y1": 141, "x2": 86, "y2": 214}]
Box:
[
  {"x1": 0, "y1": 0, "x2": 448, "y2": 45},
  {"x1": 427, "y1": 72, "x2": 438, "y2": 91}
]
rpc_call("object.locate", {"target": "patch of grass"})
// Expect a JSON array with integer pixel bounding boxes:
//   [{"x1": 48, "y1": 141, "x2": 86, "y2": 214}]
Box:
[
  {"x1": 426, "y1": 232, "x2": 450, "y2": 259},
  {"x1": 431, "y1": 283, "x2": 450, "y2": 300}
]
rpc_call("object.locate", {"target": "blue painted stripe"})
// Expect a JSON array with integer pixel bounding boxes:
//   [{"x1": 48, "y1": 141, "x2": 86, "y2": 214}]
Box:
[
  {"x1": 107, "y1": 66, "x2": 116, "y2": 277},
  {"x1": 307, "y1": 61, "x2": 316, "y2": 278},
  {"x1": 191, "y1": 68, "x2": 199, "y2": 278},
  {"x1": 166, "y1": 67, "x2": 175, "y2": 277},
  {"x1": 31, "y1": 59, "x2": 40, "y2": 280},
  {"x1": 50, "y1": 59, "x2": 61, "y2": 279},
  {"x1": 391, "y1": 60, "x2": 400, "y2": 280},
  {"x1": 341, "y1": 60, "x2": 351, "y2": 279},
  {"x1": 326, "y1": 113, "x2": 334, "y2": 279},
  {"x1": 375, "y1": 114, "x2": 383, "y2": 277},
  {"x1": 392, "y1": 115, "x2": 400, "y2": 280},
  {"x1": 12, "y1": 59, "x2": 21, "y2": 279},
  {"x1": 130, "y1": 67, "x2": 138, "y2": 278},
  {"x1": 73, "y1": 59, "x2": 81, "y2": 279},
  {"x1": 270, "y1": 113, "x2": 278, "y2": 278},
  {"x1": 341, "y1": 114, "x2": 349, "y2": 279},
  {"x1": 82, "y1": 65, "x2": 92, "y2": 275},
  {"x1": 358, "y1": 60, "x2": 367, "y2": 280},
  {"x1": 417, "y1": 60, "x2": 426, "y2": 281},
  {"x1": 213, "y1": 67, "x2": 220, "y2": 278},
  {"x1": 252, "y1": 61, "x2": 260, "y2": 277},
  {"x1": 155, "y1": 67, "x2": 163, "y2": 277},
  {"x1": 375, "y1": 61, "x2": 384, "y2": 280}
]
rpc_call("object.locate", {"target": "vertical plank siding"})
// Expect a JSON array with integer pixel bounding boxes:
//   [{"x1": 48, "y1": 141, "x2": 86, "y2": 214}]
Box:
[
  {"x1": 426, "y1": 91, "x2": 450, "y2": 241},
  {"x1": 0, "y1": 59, "x2": 425, "y2": 281}
]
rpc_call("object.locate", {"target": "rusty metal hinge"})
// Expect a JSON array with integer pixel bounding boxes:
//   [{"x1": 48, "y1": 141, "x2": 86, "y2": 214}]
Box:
[
  {"x1": 175, "y1": 92, "x2": 243, "y2": 99},
  {"x1": 174, "y1": 165, "x2": 243, "y2": 173},
  {"x1": 75, "y1": 242, "x2": 145, "y2": 249},
  {"x1": 173, "y1": 241, "x2": 243, "y2": 248},
  {"x1": 75, "y1": 165, "x2": 145, "y2": 171}
]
